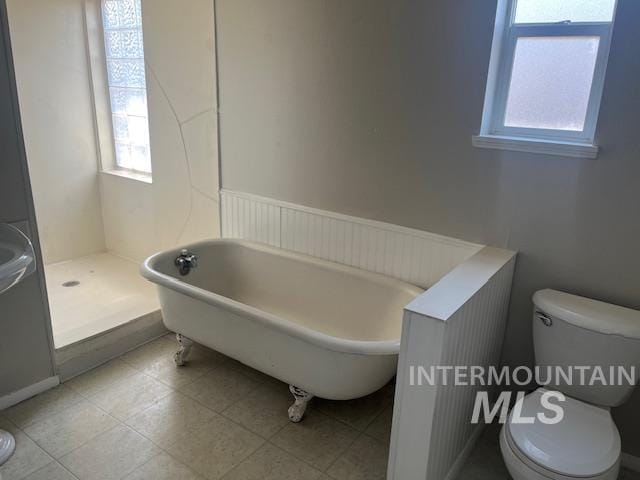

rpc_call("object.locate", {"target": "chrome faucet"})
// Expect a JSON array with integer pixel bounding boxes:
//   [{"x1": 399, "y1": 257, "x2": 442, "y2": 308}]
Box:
[{"x1": 175, "y1": 249, "x2": 198, "y2": 276}]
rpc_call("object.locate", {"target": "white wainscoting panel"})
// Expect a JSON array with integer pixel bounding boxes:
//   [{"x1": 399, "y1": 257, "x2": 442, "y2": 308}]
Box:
[
  {"x1": 388, "y1": 247, "x2": 517, "y2": 480},
  {"x1": 221, "y1": 190, "x2": 280, "y2": 247},
  {"x1": 427, "y1": 254, "x2": 516, "y2": 480},
  {"x1": 221, "y1": 190, "x2": 483, "y2": 289}
]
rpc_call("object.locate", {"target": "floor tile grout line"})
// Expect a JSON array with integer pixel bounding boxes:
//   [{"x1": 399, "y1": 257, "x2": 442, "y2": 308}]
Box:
[
  {"x1": 100, "y1": 329, "x2": 171, "y2": 365},
  {"x1": 81, "y1": 371, "x2": 169, "y2": 401},
  {"x1": 77, "y1": 371, "x2": 181, "y2": 435},
  {"x1": 91, "y1": 337, "x2": 304, "y2": 427},
  {"x1": 127, "y1": 368, "x2": 232, "y2": 418},
  {"x1": 59, "y1": 367, "x2": 168, "y2": 426},
  {"x1": 117, "y1": 450, "x2": 163, "y2": 480},
  {"x1": 219, "y1": 436, "x2": 269, "y2": 480},
  {"x1": 64, "y1": 361, "x2": 142, "y2": 398},
  {"x1": 31, "y1": 460, "x2": 82, "y2": 480},
  {"x1": 123, "y1": 418, "x2": 176, "y2": 455},
  {"x1": 9, "y1": 410, "x2": 366, "y2": 478},
  {"x1": 353, "y1": 400, "x2": 393, "y2": 438},
  {"x1": 64, "y1": 339, "x2": 210, "y2": 399},
  {"x1": 264, "y1": 407, "x2": 366, "y2": 474},
  {"x1": 152, "y1": 364, "x2": 216, "y2": 391},
  {"x1": 0, "y1": 416, "x2": 54, "y2": 480},
  {"x1": 118, "y1": 384, "x2": 259, "y2": 452},
  {"x1": 3, "y1": 387, "x2": 86, "y2": 431},
  {"x1": 362, "y1": 430, "x2": 390, "y2": 447},
  {"x1": 12, "y1": 379, "x2": 125, "y2": 456},
  {"x1": 123, "y1": 418, "x2": 236, "y2": 480},
  {"x1": 6, "y1": 337, "x2": 392, "y2": 480},
  {"x1": 176, "y1": 384, "x2": 261, "y2": 425},
  {"x1": 216, "y1": 409, "x2": 273, "y2": 442},
  {"x1": 219, "y1": 440, "x2": 326, "y2": 480},
  {"x1": 25, "y1": 420, "x2": 123, "y2": 466},
  {"x1": 72, "y1": 383, "x2": 230, "y2": 475},
  {"x1": 215, "y1": 388, "x2": 389, "y2": 458},
  {"x1": 126, "y1": 449, "x2": 205, "y2": 480},
  {"x1": 119, "y1": 384, "x2": 333, "y2": 478},
  {"x1": 174, "y1": 359, "x2": 283, "y2": 412},
  {"x1": 98, "y1": 391, "x2": 175, "y2": 424},
  {"x1": 57, "y1": 460, "x2": 82, "y2": 480},
  {"x1": 310, "y1": 404, "x2": 379, "y2": 434},
  {"x1": 322, "y1": 402, "x2": 393, "y2": 436},
  {"x1": 55, "y1": 422, "x2": 170, "y2": 479},
  {"x1": 264, "y1": 439, "x2": 330, "y2": 475},
  {"x1": 257, "y1": 413, "x2": 290, "y2": 441},
  {"x1": 322, "y1": 430, "x2": 366, "y2": 475}
]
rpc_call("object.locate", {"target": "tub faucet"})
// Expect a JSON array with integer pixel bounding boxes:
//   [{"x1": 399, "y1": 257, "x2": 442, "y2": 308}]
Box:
[{"x1": 175, "y1": 249, "x2": 198, "y2": 276}]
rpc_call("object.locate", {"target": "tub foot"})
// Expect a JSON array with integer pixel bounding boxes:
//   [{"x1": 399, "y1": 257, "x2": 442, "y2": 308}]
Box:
[
  {"x1": 174, "y1": 334, "x2": 194, "y2": 366},
  {"x1": 288, "y1": 385, "x2": 313, "y2": 422}
]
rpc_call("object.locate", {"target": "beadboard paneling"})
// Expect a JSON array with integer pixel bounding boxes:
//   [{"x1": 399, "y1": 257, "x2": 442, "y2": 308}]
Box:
[
  {"x1": 221, "y1": 190, "x2": 280, "y2": 247},
  {"x1": 427, "y1": 255, "x2": 516, "y2": 480},
  {"x1": 220, "y1": 190, "x2": 483, "y2": 288},
  {"x1": 388, "y1": 248, "x2": 517, "y2": 480}
]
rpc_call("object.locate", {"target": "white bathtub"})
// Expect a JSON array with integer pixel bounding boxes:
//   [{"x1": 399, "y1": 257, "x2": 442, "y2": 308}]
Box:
[{"x1": 141, "y1": 239, "x2": 422, "y2": 418}]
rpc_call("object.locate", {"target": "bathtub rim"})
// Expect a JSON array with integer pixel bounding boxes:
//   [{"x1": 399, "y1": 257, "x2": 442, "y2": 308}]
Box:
[{"x1": 141, "y1": 238, "x2": 423, "y2": 356}]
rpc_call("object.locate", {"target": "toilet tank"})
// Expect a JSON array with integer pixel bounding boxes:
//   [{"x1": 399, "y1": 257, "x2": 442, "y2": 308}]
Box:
[{"x1": 533, "y1": 289, "x2": 640, "y2": 407}]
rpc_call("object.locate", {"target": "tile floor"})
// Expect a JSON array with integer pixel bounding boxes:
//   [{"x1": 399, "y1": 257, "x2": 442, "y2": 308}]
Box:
[
  {"x1": 0, "y1": 334, "x2": 392, "y2": 480},
  {"x1": 1, "y1": 334, "x2": 638, "y2": 480},
  {"x1": 45, "y1": 253, "x2": 159, "y2": 348}
]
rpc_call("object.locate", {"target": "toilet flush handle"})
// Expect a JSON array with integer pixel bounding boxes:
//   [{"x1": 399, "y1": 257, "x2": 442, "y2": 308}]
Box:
[{"x1": 536, "y1": 311, "x2": 553, "y2": 327}]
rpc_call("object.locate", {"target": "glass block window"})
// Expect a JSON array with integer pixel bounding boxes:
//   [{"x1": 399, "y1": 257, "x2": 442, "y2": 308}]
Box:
[
  {"x1": 102, "y1": 0, "x2": 151, "y2": 173},
  {"x1": 478, "y1": 0, "x2": 617, "y2": 145}
]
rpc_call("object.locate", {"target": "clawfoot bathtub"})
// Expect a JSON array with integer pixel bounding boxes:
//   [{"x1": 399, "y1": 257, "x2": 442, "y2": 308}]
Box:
[{"x1": 141, "y1": 239, "x2": 422, "y2": 421}]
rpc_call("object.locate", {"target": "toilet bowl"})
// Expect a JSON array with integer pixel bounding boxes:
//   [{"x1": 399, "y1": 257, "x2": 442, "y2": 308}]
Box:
[
  {"x1": 499, "y1": 289, "x2": 640, "y2": 480},
  {"x1": 500, "y1": 389, "x2": 620, "y2": 480}
]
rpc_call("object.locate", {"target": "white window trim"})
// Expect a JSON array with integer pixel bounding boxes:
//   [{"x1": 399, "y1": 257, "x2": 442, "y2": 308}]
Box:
[
  {"x1": 101, "y1": 168, "x2": 152, "y2": 184},
  {"x1": 473, "y1": 0, "x2": 617, "y2": 158},
  {"x1": 83, "y1": 0, "x2": 152, "y2": 183}
]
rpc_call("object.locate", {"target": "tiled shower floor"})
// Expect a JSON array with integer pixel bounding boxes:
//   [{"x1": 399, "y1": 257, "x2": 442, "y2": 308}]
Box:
[
  {"x1": 1, "y1": 334, "x2": 638, "y2": 480},
  {"x1": 45, "y1": 253, "x2": 159, "y2": 348}
]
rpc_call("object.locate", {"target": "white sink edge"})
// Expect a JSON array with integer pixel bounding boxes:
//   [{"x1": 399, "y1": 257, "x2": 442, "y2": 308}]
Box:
[{"x1": 0, "y1": 223, "x2": 36, "y2": 294}]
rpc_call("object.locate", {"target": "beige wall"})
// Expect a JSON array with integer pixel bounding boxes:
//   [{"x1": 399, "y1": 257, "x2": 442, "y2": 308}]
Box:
[
  {"x1": 216, "y1": 0, "x2": 640, "y2": 454},
  {"x1": 99, "y1": 0, "x2": 220, "y2": 262},
  {"x1": 7, "y1": 0, "x2": 106, "y2": 265},
  {"x1": 99, "y1": 174, "x2": 155, "y2": 262},
  {"x1": 144, "y1": 0, "x2": 219, "y2": 252}
]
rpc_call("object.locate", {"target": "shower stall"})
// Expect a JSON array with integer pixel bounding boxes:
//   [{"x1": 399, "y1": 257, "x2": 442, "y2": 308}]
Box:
[
  {"x1": 6, "y1": 0, "x2": 159, "y2": 352},
  {"x1": 5, "y1": 0, "x2": 219, "y2": 369}
]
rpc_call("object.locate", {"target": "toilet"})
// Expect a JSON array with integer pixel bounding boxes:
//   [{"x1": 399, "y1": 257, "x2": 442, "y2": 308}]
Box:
[{"x1": 500, "y1": 289, "x2": 640, "y2": 480}]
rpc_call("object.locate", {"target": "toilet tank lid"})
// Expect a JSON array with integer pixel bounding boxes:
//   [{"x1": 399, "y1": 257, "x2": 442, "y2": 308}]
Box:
[{"x1": 533, "y1": 289, "x2": 640, "y2": 339}]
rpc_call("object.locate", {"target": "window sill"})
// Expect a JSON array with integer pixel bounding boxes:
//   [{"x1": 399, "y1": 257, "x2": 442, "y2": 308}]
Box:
[
  {"x1": 101, "y1": 169, "x2": 152, "y2": 184},
  {"x1": 472, "y1": 134, "x2": 599, "y2": 159}
]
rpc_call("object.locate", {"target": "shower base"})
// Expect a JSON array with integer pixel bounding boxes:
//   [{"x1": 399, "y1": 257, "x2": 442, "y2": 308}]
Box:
[{"x1": 45, "y1": 252, "x2": 159, "y2": 348}]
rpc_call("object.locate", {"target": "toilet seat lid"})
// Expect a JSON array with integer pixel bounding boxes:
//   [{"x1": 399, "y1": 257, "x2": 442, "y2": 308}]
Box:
[{"x1": 507, "y1": 388, "x2": 620, "y2": 477}]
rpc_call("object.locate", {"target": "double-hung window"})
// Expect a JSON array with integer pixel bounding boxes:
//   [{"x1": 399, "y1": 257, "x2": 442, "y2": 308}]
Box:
[
  {"x1": 101, "y1": 0, "x2": 152, "y2": 174},
  {"x1": 474, "y1": 0, "x2": 617, "y2": 158}
]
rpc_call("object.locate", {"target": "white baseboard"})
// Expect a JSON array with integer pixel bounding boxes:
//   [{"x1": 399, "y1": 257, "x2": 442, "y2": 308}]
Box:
[
  {"x1": 0, "y1": 376, "x2": 60, "y2": 410},
  {"x1": 622, "y1": 453, "x2": 640, "y2": 473},
  {"x1": 444, "y1": 422, "x2": 487, "y2": 480}
]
